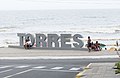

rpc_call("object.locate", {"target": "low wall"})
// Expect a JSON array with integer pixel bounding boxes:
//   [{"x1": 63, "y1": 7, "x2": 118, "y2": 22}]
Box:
[{"x1": 8, "y1": 45, "x2": 88, "y2": 51}]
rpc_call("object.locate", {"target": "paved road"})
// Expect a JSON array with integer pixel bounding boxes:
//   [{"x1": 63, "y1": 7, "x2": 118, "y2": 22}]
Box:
[{"x1": 0, "y1": 58, "x2": 119, "y2": 78}]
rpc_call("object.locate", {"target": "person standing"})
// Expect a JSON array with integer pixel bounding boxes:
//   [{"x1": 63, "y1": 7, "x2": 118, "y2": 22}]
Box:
[
  {"x1": 116, "y1": 41, "x2": 119, "y2": 47},
  {"x1": 87, "y1": 36, "x2": 91, "y2": 52},
  {"x1": 116, "y1": 40, "x2": 119, "y2": 51}
]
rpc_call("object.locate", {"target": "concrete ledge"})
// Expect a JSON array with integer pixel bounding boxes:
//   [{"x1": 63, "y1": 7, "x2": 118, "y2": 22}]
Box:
[{"x1": 8, "y1": 45, "x2": 88, "y2": 51}]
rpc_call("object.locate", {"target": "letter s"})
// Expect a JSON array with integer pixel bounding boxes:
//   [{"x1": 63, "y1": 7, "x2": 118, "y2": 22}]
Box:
[{"x1": 73, "y1": 34, "x2": 84, "y2": 48}]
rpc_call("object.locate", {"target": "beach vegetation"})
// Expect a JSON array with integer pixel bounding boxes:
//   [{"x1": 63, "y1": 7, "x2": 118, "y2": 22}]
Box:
[{"x1": 115, "y1": 62, "x2": 120, "y2": 74}]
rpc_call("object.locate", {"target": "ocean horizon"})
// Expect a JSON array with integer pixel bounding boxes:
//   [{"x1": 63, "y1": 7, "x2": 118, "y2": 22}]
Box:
[{"x1": 0, "y1": 9, "x2": 120, "y2": 49}]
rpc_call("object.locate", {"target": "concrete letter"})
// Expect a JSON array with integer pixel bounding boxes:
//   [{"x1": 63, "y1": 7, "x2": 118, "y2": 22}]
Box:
[
  {"x1": 73, "y1": 34, "x2": 84, "y2": 48},
  {"x1": 36, "y1": 34, "x2": 46, "y2": 47},
  {"x1": 48, "y1": 34, "x2": 59, "y2": 48},
  {"x1": 61, "y1": 34, "x2": 71, "y2": 48},
  {"x1": 17, "y1": 33, "x2": 25, "y2": 46}
]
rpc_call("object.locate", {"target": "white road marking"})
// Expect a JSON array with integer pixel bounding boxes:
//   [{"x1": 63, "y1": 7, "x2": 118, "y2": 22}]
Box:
[
  {"x1": 0, "y1": 66, "x2": 12, "y2": 69},
  {"x1": 51, "y1": 67, "x2": 63, "y2": 70},
  {"x1": 0, "y1": 69, "x2": 13, "y2": 74},
  {"x1": 33, "y1": 66, "x2": 46, "y2": 69},
  {"x1": 0, "y1": 55, "x2": 119, "y2": 60},
  {"x1": 33, "y1": 68, "x2": 80, "y2": 72},
  {"x1": 69, "y1": 67, "x2": 81, "y2": 71},
  {"x1": 3, "y1": 69, "x2": 33, "y2": 78},
  {"x1": 15, "y1": 65, "x2": 30, "y2": 68}
]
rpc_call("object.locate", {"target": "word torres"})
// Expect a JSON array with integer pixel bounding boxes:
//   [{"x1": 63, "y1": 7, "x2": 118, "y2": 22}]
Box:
[{"x1": 17, "y1": 33, "x2": 84, "y2": 49}]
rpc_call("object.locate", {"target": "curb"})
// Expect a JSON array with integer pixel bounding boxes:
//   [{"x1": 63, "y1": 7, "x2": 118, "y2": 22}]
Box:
[
  {"x1": 76, "y1": 63, "x2": 92, "y2": 78},
  {"x1": 0, "y1": 56, "x2": 119, "y2": 60},
  {"x1": 8, "y1": 45, "x2": 88, "y2": 51}
]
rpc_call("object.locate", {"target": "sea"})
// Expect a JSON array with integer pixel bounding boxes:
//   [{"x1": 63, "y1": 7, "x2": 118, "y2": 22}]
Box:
[{"x1": 0, "y1": 9, "x2": 120, "y2": 49}]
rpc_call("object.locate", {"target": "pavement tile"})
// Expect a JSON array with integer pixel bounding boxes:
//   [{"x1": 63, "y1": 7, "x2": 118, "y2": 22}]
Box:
[{"x1": 82, "y1": 63, "x2": 120, "y2": 78}]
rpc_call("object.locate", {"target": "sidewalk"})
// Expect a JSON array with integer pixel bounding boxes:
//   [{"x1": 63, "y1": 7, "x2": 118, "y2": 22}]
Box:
[
  {"x1": 77, "y1": 63, "x2": 120, "y2": 78},
  {"x1": 0, "y1": 47, "x2": 119, "y2": 59}
]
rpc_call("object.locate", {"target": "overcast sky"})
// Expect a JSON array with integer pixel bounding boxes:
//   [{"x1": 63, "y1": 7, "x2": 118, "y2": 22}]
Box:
[{"x1": 0, "y1": 0, "x2": 120, "y2": 10}]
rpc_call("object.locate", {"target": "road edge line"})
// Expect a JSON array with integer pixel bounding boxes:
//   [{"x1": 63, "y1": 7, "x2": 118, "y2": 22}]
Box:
[{"x1": 76, "y1": 63, "x2": 92, "y2": 78}]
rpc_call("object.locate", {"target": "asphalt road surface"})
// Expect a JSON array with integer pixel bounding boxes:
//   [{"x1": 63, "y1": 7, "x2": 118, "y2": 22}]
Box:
[{"x1": 0, "y1": 58, "x2": 119, "y2": 78}]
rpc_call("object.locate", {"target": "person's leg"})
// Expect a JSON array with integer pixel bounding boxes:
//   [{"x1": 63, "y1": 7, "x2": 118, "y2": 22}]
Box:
[
  {"x1": 24, "y1": 44, "x2": 27, "y2": 49},
  {"x1": 88, "y1": 47, "x2": 91, "y2": 52},
  {"x1": 88, "y1": 43, "x2": 92, "y2": 52},
  {"x1": 92, "y1": 46, "x2": 96, "y2": 51},
  {"x1": 87, "y1": 46, "x2": 91, "y2": 52},
  {"x1": 95, "y1": 46, "x2": 99, "y2": 51},
  {"x1": 98, "y1": 46, "x2": 102, "y2": 51}
]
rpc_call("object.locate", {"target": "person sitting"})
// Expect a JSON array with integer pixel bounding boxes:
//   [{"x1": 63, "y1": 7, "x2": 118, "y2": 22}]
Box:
[
  {"x1": 24, "y1": 37, "x2": 32, "y2": 49},
  {"x1": 91, "y1": 42, "x2": 96, "y2": 50},
  {"x1": 95, "y1": 41, "x2": 101, "y2": 51}
]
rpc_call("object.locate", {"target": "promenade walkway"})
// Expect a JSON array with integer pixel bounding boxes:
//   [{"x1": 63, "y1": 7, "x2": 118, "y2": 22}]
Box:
[{"x1": 0, "y1": 47, "x2": 119, "y2": 59}]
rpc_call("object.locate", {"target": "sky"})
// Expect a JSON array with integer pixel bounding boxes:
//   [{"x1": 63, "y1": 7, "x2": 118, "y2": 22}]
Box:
[{"x1": 0, "y1": 0, "x2": 120, "y2": 10}]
